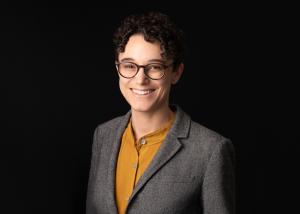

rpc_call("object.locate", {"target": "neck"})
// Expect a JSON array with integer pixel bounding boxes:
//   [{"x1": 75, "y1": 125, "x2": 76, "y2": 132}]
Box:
[{"x1": 131, "y1": 105, "x2": 173, "y2": 141}]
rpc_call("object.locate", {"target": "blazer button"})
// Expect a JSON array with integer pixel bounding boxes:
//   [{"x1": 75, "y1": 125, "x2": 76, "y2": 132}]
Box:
[{"x1": 132, "y1": 163, "x2": 138, "y2": 169}]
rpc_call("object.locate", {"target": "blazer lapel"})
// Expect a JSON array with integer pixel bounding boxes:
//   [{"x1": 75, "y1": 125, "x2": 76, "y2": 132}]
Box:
[
  {"x1": 129, "y1": 134, "x2": 182, "y2": 201},
  {"x1": 106, "y1": 111, "x2": 131, "y2": 214},
  {"x1": 129, "y1": 105, "x2": 191, "y2": 204}
]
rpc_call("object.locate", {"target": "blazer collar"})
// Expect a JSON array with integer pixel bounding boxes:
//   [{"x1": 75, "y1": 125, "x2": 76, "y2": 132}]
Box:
[
  {"x1": 106, "y1": 111, "x2": 131, "y2": 214},
  {"x1": 168, "y1": 104, "x2": 191, "y2": 139},
  {"x1": 106, "y1": 104, "x2": 191, "y2": 213}
]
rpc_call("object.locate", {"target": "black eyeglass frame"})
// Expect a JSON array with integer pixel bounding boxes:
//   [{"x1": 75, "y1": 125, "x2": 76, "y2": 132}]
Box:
[{"x1": 115, "y1": 61, "x2": 173, "y2": 80}]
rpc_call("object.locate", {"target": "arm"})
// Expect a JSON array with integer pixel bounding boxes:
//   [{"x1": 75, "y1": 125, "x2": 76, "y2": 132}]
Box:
[
  {"x1": 202, "y1": 140, "x2": 236, "y2": 214},
  {"x1": 86, "y1": 126, "x2": 101, "y2": 214}
]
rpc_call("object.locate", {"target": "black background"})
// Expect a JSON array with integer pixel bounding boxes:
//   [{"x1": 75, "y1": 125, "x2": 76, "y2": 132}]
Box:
[{"x1": 2, "y1": 1, "x2": 298, "y2": 214}]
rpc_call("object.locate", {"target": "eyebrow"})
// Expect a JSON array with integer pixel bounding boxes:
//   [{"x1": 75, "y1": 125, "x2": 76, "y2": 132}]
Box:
[{"x1": 120, "y1": 58, "x2": 166, "y2": 64}]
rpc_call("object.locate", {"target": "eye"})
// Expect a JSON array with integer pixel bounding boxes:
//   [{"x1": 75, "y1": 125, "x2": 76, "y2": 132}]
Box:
[
  {"x1": 123, "y1": 63, "x2": 136, "y2": 69},
  {"x1": 148, "y1": 64, "x2": 164, "y2": 71}
]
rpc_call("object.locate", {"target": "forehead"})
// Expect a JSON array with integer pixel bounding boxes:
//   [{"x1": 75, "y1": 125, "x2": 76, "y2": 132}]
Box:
[{"x1": 119, "y1": 34, "x2": 163, "y2": 62}]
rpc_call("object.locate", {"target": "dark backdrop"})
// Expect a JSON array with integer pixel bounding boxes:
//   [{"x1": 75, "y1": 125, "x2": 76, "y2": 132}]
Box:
[{"x1": 2, "y1": 1, "x2": 298, "y2": 214}]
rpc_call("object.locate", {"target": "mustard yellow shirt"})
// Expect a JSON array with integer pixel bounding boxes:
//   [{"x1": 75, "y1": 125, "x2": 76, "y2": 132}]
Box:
[{"x1": 115, "y1": 112, "x2": 175, "y2": 214}]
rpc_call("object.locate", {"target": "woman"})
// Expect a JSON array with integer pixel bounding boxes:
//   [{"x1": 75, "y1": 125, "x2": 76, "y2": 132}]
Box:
[{"x1": 86, "y1": 11, "x2": 235, "y2": 214}]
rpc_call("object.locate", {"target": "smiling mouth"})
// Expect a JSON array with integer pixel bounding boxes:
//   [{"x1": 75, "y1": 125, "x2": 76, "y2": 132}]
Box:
[{"x1": 131, "y1": 88, "x2": 156, "y2": 95}]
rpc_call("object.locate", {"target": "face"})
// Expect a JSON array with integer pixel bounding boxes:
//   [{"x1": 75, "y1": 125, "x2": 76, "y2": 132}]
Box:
[{"x1": 117, "y1": 34, "x2": 183, "y2": 114}]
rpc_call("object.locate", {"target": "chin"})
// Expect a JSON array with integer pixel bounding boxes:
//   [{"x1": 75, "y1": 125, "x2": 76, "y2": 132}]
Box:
[{"x1": 130, "y1": 103, "x2": 155, "y2": 113}]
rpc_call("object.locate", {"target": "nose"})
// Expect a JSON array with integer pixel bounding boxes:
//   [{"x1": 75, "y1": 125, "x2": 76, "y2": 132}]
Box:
[{"x1": 134, "y1": 67, "x2": 149, "y2": 84}]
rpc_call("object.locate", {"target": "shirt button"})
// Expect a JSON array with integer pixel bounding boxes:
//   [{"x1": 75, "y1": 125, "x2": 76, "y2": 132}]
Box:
[
  {"x1": 141, "y1": 138, "x2": 146, "y2": 145},
  {"x1": 132, "y1": 163, "x2": 138, "y2": 169},
  {"x1": 126, "y1": 196, "x2": 130, "y2": 201}
]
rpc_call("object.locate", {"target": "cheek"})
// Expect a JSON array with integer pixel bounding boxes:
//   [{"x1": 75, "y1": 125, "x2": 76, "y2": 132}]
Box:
[
  {"x1": 119, "y1": 78, "x2": 132, "y2": 97},
  {"x1": 162, "y1": 77, "x2": 172, "y2": 89},
  {"x1": 119, "y1": 79, "x2": 126, "y2": 94},
  {"x1": 157, "y1": 81, "x2": 172, "y2": 96},
  {"x1": 119, "y1": 77, "x2": 127, "y2": 87}
]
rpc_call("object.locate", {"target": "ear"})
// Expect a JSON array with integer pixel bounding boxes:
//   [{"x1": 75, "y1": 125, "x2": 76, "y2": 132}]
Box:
[{"x1": 171, "y1": 63, "x2": 184, "y2": 84}]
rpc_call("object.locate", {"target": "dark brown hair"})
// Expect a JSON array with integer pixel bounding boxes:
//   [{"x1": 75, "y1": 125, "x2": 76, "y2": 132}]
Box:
[{"x1": 113, "y1": 11, "x2": 185, "y2": 69}]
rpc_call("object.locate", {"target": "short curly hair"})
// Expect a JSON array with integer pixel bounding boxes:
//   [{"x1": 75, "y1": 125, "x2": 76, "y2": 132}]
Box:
[{"x1": 113, "y1": 11, "x2": 185, "y2": 69}]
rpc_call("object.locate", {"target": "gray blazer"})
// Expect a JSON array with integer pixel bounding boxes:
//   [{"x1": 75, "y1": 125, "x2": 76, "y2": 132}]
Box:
[{"x1": 86, "y1": 105, "x2": 235, "y2": 214}]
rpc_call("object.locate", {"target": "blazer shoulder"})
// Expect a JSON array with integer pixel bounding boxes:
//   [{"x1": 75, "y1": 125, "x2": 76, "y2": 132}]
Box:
[
  {"x1": 187, "y1": 120, "x2": 235, "y2": 170},
  {"x1": 94, "y1": 115, "x2": 124, "y2": 133},
  {"x1": 189, "y1": 120, "x2": 233, "y2": 152}
]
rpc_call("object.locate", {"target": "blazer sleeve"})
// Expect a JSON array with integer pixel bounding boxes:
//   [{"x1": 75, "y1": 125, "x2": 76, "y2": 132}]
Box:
[
  {"x1": 202, "y1": 139, "x2": 236, "y2": 214},
  {"x1": 86, "y1": 126, "x2": 102, "y2": 214}
]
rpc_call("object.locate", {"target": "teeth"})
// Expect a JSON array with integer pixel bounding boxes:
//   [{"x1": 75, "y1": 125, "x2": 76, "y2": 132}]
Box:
[{"x1": 132, "y1": 89, "x2": 154, "y2": 95}]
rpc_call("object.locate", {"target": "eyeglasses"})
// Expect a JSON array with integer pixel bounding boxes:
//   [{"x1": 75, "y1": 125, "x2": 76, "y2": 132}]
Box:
[{"x1": 115, "y1": 62, "x2": 172, "y2": 80}]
